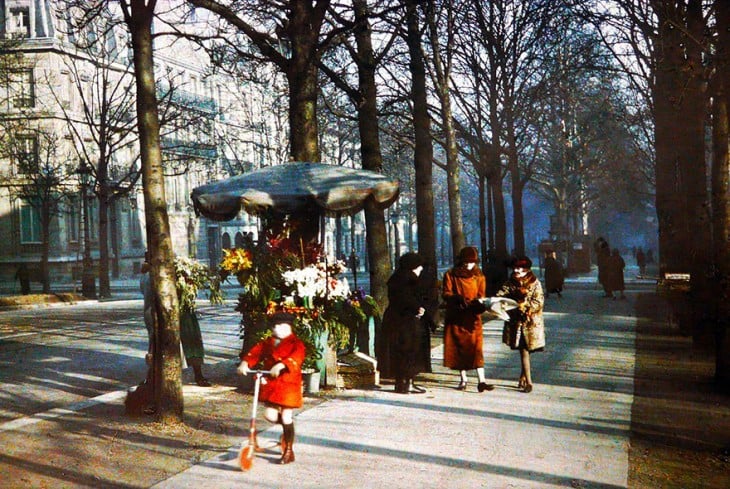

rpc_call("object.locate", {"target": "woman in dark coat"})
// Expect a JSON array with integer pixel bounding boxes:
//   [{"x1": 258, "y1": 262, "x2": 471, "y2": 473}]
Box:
[
  {"x1": 378, "y1": 252, "x2": 428, "y2": 394},
  {"x1": 606, "y1": 249, "x2": 626, "y2": 300},
  {"x1": 442, "y1": 246, "x2": 494, "y2": 393},
  {"x1": 496, "y1": 256, "x2": 545, "y2": 393},
  {"x1": 543, "y1": 251, "x2": 564, "y2": 298}
]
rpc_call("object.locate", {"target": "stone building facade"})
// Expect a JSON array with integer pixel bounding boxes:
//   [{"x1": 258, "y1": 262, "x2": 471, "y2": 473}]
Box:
[{"x1": 0, "y1": 0, "x2": 290, "y2": 290}]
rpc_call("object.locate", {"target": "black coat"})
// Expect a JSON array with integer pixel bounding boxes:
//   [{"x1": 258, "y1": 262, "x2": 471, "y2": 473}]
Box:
[
  {"x1": 376, "y1": 268, "x2": 429, "y2": 380},
  {"x1": 544, "y1": 257, "x2": 564, "y2": 293}
]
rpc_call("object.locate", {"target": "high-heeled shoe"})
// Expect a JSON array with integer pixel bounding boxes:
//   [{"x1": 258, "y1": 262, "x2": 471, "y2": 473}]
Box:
[
  {"x1": 478, "y1": 382, "x2": 495, "y2": 392},
  {"x1": 457, "y1": 380, "x2": 467, "y2": 390},
  {"x1": 517, "y1": 377, "x2": 526, "y2": 390},
  {"x1": 523, "y1": 383, "x2": 533, "y2": 393}
]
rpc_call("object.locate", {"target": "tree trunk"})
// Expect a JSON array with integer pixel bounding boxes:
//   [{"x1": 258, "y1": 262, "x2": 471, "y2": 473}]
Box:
[
  {"x1": 653, "y1": 2, "x2": 710, "y2": 339},
  {"x1": 487, "y1": 182, "x2": 494, "y2": 251},
  {"x1": 510, "y1": 172, "x2": 526, "y2": 256},
  {"x1": 488, "y1": 165, "x2": 508, "y2": 263},
  {"x1": 353, "y1": 0, "x2": 392, "y2": 309},
  {"x1": 425, "y1": 0, "x2": 464, "y2": 259},
  {"x1": 478, "y1": 174, "x2": 487, "y2": 270},
  {"x1": 683, "y1": 0, "x2": 712, "y2": 345},
  {"x1": 110, "y1": 198, "x2": 120, "y2": 278},
  {"x1": 506, "y1": 124, "x2": 525, "y2": 256},
  {"x1": 285, "y1": 0, "x2": 325, "y2": 162},
  {"x1": 712, "y1": 0, "x2": 730, "y2": 392},
  {"x1": 98, "y1": 186, "x2": 111, "y2": 298},
  {"x1": 124, "y1": 0, "x2": 183, "y2": 424},
  {"x1": 406, "y1": 0, "x2": 438, "y2": 287},
  {"x1": 40, "y1": 205, "x2": 51, "y2": 293},
  {"x1": 286, "y1": 61, "x2": 320, "y2": 162},
  {"x1": 654, "y1": 7, "x2": 685, "y2": 275}
]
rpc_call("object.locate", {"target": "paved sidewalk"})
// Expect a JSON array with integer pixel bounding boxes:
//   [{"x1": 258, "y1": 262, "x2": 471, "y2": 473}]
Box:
[
  {"x1": 154, "y1": 291, "x2": 638, "y2": 489},
  {"x1": 3, "y1": 266, "x2": 728, "y2": 488}
]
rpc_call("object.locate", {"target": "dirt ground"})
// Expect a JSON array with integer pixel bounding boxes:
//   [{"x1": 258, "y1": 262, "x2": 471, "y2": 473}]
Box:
[
  {"x1": 2, "y1": 291, "x2": 729, "y2": 488},
  {"x1": 627, "y1": 293, "x2": 730, "y2": 489}
]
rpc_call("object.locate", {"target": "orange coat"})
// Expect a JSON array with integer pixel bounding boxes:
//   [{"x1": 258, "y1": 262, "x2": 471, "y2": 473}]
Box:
[
  {"x1": 240, "y1": 334, "x2": 306, "y2": 408},
  {"x1": 442, "y1": 266, "x2": 487, "y2": 370}
]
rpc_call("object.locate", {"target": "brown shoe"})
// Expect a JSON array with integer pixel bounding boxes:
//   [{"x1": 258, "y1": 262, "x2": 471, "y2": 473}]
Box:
[
  {"x1": 280, "y1": 447, "x2": 295, "y2": 464},
  {"x1": 478, "y1": 382, "x2": 495, "y2": 392}
]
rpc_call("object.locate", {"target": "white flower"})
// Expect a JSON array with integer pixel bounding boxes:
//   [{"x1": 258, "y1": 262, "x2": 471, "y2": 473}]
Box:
[{"x1": 282, "y1": 264, "x2": 350, "y2": 300}]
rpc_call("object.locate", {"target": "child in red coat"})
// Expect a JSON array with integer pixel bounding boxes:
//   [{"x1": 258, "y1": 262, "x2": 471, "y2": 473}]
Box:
[{"x1": 237, "y1": 311, "x2": 306, "y2": 464}]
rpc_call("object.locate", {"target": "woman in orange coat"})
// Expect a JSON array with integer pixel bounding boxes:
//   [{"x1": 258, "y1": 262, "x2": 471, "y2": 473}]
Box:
[
  {"x1": 238, "y1": 312, "x2": 306, "y2": 464},
  {"x1": 441, "y1": 247, "x2": 494, "y2": 393}
]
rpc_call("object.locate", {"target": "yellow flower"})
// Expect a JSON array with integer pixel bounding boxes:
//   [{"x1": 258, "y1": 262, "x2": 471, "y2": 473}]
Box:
[{"x1": 220, "y1": 248, "x2": 253, "y2": 273}]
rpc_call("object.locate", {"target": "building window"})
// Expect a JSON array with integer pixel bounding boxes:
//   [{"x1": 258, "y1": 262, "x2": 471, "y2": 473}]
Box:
[
  {"x1": 14, "y1": 134, "x2": 38, "y2": 175},
  {"x1": 7, "y1": 7, "x2": 31, "y2": 38},
  {"x1": 127, "y1": 203, "x2": 142, "y2": 246},
  {"x1": 67, "y1": 198, "x2": 79, "y2": 243},
  {"x1": 20, "y1": 201, "x2": 42, "y2": 243},
  {"x1": 2, "y1": 69, "x2": 35, "y2": 110}
]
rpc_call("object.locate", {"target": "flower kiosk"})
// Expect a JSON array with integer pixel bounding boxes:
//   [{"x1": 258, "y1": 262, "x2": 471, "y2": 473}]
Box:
[{"x1": 191, "y1": 162, "x2": 399, "y2": 390}]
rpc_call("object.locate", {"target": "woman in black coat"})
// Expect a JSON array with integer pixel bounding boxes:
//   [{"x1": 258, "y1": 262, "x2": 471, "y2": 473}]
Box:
[{"x1": 377, "y1": 252, "x2": 428, "y2": 394}]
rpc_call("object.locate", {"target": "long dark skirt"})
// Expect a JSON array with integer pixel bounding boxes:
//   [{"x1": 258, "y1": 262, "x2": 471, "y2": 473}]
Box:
[{"x1": 180, "y1": 308, "x2": 205, "y2": 361}]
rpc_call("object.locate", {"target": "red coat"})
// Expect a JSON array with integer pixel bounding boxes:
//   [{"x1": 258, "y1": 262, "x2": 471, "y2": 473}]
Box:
[
  {"x1": 441, "y1": 266, "x2": 487, "y2": 370},
  {"x1": 240, "y1": 334, "x2": 306, "y2": 408}
]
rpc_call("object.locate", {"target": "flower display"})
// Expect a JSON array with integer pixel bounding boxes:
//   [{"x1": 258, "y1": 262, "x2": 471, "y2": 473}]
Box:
[
  {"x1": 281, "y1": 260, "x2": 350, "y2": 301},
  {"x1": 223, "y1": 229, "x2": 380, "y2": 376}
]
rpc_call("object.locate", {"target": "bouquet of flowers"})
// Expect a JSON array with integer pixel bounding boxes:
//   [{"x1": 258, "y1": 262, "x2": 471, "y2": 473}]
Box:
[
  {"x1": 281, "y1": 260, "x2": 351, "y2": 304},
  {"x1": 219, "y1": 248, "x2": 253, "y2": 282},
  {"x1": 174, "y1": 256, "x2": 223, "y2": 312}
]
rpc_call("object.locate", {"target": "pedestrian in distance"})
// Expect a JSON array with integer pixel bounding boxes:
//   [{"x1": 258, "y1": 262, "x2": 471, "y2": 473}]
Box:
[
  {"x1": 496, "y1": 256, "x2": 545, "y2": 393},
  {"x1": 15, "y1": 263, "x2": 30, "y2": 295},
  {"x1": 441, "y1": 246, "x2": 494, "y2": 393},
  {"x1": 379, "y1": 252, "x2": 429, "y2": 394},
  {"x1": 606, "y1": 249, "x2": 626, "y2": 300},
  {"x1": 595, "y1": 237, "x2": 612, "y2": 297},
  {"x1": 543, "y1": 250, "x2": 564, "y2": 298},
  {"x1": 636, "y1": 248, "x2": 646, "y2": 277},
  {"x1": 238, "y1": 311, "x2": 306, "y2": 464}
]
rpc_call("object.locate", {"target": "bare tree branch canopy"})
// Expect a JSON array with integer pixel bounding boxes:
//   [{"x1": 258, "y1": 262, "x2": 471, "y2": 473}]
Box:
[{"x1": 187, "y1": 0, "x2": 340, "y2": 161}]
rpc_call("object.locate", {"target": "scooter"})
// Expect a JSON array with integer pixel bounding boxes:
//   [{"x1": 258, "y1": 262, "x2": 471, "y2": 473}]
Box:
[{"x1": 239, "y1": 370, "x2": 268, "y2": 471}]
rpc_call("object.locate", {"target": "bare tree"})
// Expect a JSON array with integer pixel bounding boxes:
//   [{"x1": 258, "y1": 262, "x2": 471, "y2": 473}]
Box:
[
  {"x1": 0, "y1": 125, "x2": 75, "y2": 293},
  {"x1": 317, "y1": 0, "x2": 409, "y2": 309},
  {"x1": 592, "y1": 0, "x2": 713, "y2": 340},
  {"x1": 50, "y1": 11, "x2": 141, "y2": 298},
  {"x1": 424, "y1": 0, "x2": 465, "y2": 258},
  {"x1": 186, "y1": 0, "x2": 344, "y2": 162}
]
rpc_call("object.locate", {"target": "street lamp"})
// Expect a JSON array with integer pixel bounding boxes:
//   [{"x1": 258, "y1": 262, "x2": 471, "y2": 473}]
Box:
[{"x1": 78, "y1": 160, "x2": 96, "y2": 299}]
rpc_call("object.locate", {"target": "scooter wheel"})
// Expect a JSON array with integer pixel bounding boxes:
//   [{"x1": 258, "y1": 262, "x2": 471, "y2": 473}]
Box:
[{"x1": 239, "y1": 445, "x2": 255, "y2": 471}]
